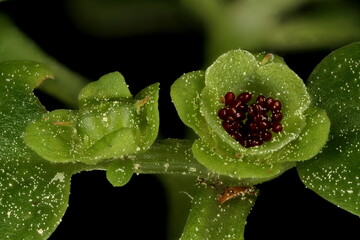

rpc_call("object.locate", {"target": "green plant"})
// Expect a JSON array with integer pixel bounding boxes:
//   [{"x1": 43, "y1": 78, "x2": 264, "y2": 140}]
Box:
[{"x1": 0, "y1": 1, "x2": 359, "y2": 240}]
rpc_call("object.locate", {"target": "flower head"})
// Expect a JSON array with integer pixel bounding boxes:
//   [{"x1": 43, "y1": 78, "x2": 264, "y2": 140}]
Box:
[{"x1": 171, "y1": 49, "x2": 330, "y2": 184}]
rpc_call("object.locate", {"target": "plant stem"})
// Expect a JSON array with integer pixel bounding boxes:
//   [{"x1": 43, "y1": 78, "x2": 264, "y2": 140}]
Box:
[
  {"x1": 130, "y1": 139, "x2": 210, "y2": 176},
  {"x1": 128, "y1": 139, "x2": 253, "y2": 186}
]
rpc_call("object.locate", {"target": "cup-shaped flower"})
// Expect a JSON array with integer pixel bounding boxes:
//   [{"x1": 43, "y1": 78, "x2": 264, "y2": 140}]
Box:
[
  {"x1": 171, "y1": 50, "x2": 330, "y2": 184},
  {"x1": 24, "y1": 72, "x2": 159, "y2": 164}
]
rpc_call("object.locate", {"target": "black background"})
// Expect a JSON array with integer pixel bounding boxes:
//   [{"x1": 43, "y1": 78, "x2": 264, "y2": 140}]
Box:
[{"x1": 1, "y1": 1, "x2": 359, "y2": 239}]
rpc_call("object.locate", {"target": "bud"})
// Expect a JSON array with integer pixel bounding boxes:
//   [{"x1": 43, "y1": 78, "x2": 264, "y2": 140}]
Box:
[{"x1": 24, "y1": 72, "x2": 159, "y2": 164}]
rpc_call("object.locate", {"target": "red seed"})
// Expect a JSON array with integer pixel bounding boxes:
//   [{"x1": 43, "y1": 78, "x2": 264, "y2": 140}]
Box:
[
  {"x1": 256, "y1": 95, "x2": 266, "y2": 107},
  {"x1": 231, "y1": 121, "x2": 241, "y2": 131},
  {"x1": 270, "y1": 100, "x2": 282, "y2": 112},
  {"x1": 272, "y1": 122, "x2": 283, "y2": 133},
  {"x1": 249, "y1": 122, "x2": 258, "y2": 131},
  {"x1": 247, "y1": 105, "x2": 256, "y2": 118},
  {"x1": 261, "y1": 131, "x2": 272, "y2": 141},
  {"x1": 254, "y1": 103, "x2": 264, "y2": 112},
  {"x1": 236, "y1": 103, "x2": 248, "y2": 112},
  {"x1": 230, "y1": 131, "x2": 243, "y2": 141},
  {"x1": 227, "y1": 107, "x2": 237, "y2": 117},
  {"x1": 258, "y1": 120, "x2": 271, "y2": 130},
  {"x1": 265, "y1": 97, "x2": 274, "y2": 109},
  {"x1": 231, "y1": 99, "x2": 242, "y2": 108},
  {"x1": 218, "y1": 91, "x2": 283, "y2": 148},
  {"x1": 234, "y1": 111, "x2": 246, "y2": 121},
  {"x1": 224, "y1": 92, "x2": 235, "y2": 106},
  {"x1": 250, "y1": 138, "x2": 263, "y2": 147},
  {"x1": 250, "y1": 131, "x2": 260, "y2": 138},
  {"x1": 222, "y1": 120, "x2": 233, "y2": 132},
  {"x1": 237, "y1": 92, "x2": 252, "y2": 103},
  {"x1": 218, "y1": 108, "x2": 228, "y2": 120},
  {"x1": 242, "y1": 139, "x2": 252, "y2": 148},
  {"x1": 272, "y1": 112, "x2": 283, "y2": 122}
]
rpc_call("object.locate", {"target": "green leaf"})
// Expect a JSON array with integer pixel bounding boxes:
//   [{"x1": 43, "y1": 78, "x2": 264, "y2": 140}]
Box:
[
  {"x1": 180, "y1": 181, "x2": 258, "y2": 240},
  {"x1": 24, "y1": 72, "x2": 159, "y2": 164},
  {"x1": 297, "y1": 42, "x2": 360, "y2": 216},
  {"x1": 0, "y1": 61, "x2": 77, "y2": 239}
]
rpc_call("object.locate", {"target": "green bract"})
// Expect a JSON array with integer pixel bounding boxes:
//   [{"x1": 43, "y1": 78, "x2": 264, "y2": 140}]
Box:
[
  {"x1": 171, "y1": 49, "x2": 330, "y2": 183},
  {"x1": 24, "y1": 72, "x2": 159, "y2": 164}
]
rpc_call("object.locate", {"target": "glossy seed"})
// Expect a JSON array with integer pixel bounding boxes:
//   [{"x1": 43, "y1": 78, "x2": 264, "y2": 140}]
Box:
[
  {"x1": 231, "y1": 131, "x2": 243, "y2": 141},
  {"x1": 261, "y1": 131, "x2": 272, "y2": 141},
  {"x1": 250, "y1": 138, "x2": 263, "y2": 147},
  {"x1": 272, "y1": 122, "x2": 283, "y2": 133},
  {"x1": 272, "y1": 112, "x2": 283, "y2": 122},
  {"x1": 247, "y1": 106, "x2": 256, "y2": 118},
  {"x1": 231, "y1": 99, "x2": 242, "y2": 108},
  {"x1": 224, "y1": 92, "x2": 236, "y2": 106},
  {"x1": 256, "y1": 95, "x2": 266, "y2": 107},
  {"x1": 227, "y1": 107, "x2": 237, "y2": 117},
  {"x1": 236, "y1": 103, "x2": 248, "y2": 112},
  {"x1": 218, "y1": 108, "x2": 228, "y2": 120},
  {"x1": 234, "y1": 111, "x2": 246, "y2": 121},
  {"x1": 265, "y1": 97, "x2": 274, "y2": 109},
  {"x1": 258, "y1": 120, "x2": 271, "y2": 130},
  {"x1": 237, "y1": 92, "x2": 252, "y2": 103},
  {"x1": 270, "y1": 100, "x2": 282, "y2": 112},
  {"x1": 222, "y1": 120, "x2": 233, "y2": 132}
]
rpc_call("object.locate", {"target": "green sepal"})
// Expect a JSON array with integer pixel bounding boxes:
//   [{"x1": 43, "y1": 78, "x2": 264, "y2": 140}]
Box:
[
  {"x1": 170, "y1": 70, "x2": 207, "y2": 137},
  {"x1": 24, "y1": 109, "x2": 79, "y2": 162},
  {"x1": 192, "y1": 139, "x2": 294, "y2": 185},
  {"x1": 270, "y1": 106, "x2": 330, "y2": 163},
  {"x1": 106, "y1": 158, "x2": 134, "y2": 187},
  {"x1": 134, "y1": 82, "x2": 160, "y2": 149},
  {"x1": 297, "y1": 42, "x2": 360, "y2": 216},
  {"x1": 204, "y1": 49, "x2": 258, "y2": 93}
]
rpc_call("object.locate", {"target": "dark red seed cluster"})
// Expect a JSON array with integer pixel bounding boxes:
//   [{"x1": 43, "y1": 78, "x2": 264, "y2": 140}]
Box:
[{"x1": 218, "y1": 92, "x2": 283, "y2": 148}]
